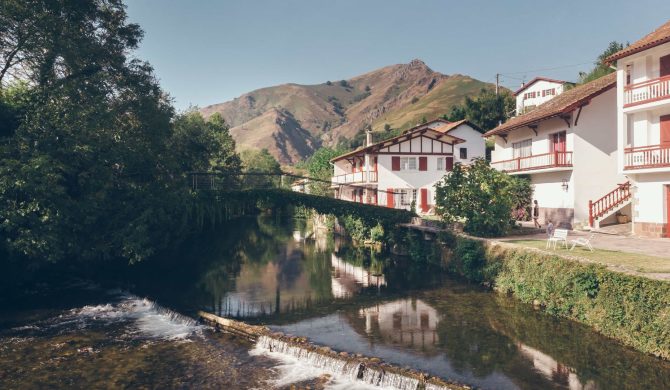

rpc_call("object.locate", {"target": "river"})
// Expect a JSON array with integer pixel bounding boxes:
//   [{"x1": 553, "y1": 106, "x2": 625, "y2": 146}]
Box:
[{"x1": 1, "y1": 216, "x2": 669, "y2": 389}]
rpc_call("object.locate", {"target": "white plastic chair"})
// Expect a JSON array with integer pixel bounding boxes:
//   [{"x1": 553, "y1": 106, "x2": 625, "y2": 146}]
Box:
[
  {"x1": 570, "y1": 234, "x2": 595, "y2": 252},
  {"x1": 546, "y1": 229, "x2": 568, "y2": 250}
]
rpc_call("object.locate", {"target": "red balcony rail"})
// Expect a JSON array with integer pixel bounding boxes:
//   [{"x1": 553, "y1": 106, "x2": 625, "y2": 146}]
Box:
[
  {"x1": 624, "y1": 144, "x2": 670, "y2": 170},
  {"x1": 624, "y1": 75, "x2": 670, "y2": 107},
  {"x1": 331, "y1": 171, "x2": 378, "y2": 185},
  {"x1": 490, "y1": 151, "x2": 573, "y2": 173},
  {"x1": 589, "y1": 182, "x2": 631, "y2": 227}
]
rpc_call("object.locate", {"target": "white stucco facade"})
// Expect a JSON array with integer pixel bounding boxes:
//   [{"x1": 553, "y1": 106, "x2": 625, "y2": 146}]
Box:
[
  {"x1": 515, "y1": 78, "x2": 569, "y2": 116},
  {"x1": 331, "y1": 120, "x2": 485, "y2": 213},
  {"x1": 490, "y1": 86, "x2": 625, "y2": 228},
  {"x1": 613, "y1": 38, "x2": 670, "y2": 237}
]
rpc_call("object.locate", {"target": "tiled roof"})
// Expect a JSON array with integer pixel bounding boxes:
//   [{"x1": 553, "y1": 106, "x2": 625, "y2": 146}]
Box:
[
  {"x1": 513, "y1": 77, "x2": 571, "y2": 95},
  {"x1": 606, "y1": 19, "x2": 670, "y2": 63},
  {"x1": 483, "y1": 72, "x2": 616, "y2": 137},
  {"x1": 331, "y1": 120, "x2": 468, "y2": 162}
]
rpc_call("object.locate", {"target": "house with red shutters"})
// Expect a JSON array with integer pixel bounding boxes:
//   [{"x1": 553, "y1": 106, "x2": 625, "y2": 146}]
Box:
[
  {"x1": 330, "y1": 119, "x2": 486, "y2": 213},
  {"x1": 515, "y1": 77, "x2": 573, "y2": 116}
]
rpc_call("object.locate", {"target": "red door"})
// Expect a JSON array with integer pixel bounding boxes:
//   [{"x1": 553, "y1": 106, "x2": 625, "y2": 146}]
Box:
[
  {"x1": 386, "y1": 188, "x2": 394, "y2": 208},
  {"x1": 660, "y1": 54, "x2": 670, "y2": 77},
  {"x1": 420, "y1": 188, "x2": 429, "y2": 213},
  {"x1": 661, "y1": 115, "x2": 670, "y2": 147},
  {"x1": 552, "y1": 131, "x2": 567, "y2": 164}
]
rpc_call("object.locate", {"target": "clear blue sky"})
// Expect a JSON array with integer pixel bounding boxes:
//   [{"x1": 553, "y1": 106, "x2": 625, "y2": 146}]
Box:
[{"x1": 126, "y1": 0, "x2": 670, "y2": 110}]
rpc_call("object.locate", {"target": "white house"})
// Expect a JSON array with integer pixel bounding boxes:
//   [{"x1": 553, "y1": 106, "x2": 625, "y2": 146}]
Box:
[
  {"x1": 330, "y1": 119, "x2": 486, "y2": 213},
  {"x1": 486, "y1": 73, "x2": 627, "y2": 229},
  {"x1": 515, "y1": 77, "x2": 573, "y2": 116},
  {"x1": 607, "y1": 19, "x2": 670, "y2": 238}
]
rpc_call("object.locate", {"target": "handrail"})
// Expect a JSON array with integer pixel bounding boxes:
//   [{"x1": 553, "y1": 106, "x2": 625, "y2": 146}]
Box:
[
  {"x1": 624, "y1": 75, "x2": 670, "y2": 107},
  {"x1": 491, "y1": 151, "x2": 573, "y2": 173},
  {"x1": 588, "y1": 182, "x2": 631, "y2": 227},
  {"x1": 331, "y1": 170, "x2": 378, "y2": 184},
  {"x1": 624, "y1": 74, "x2": 670, "y2": 90},
  {"x1": 624, "y1": 144, "x2": 670, "y2": 169}
]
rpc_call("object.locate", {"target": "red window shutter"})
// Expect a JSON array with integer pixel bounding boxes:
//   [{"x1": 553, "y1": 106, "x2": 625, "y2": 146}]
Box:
[
  {"x1": 446, "y1": 156, "x2": 454, "y2": 171},
  {"x1": 661, "y1": 115, "x2": 670, "y2": 146},
  {"x1": 374, "y1": 157, "x2": 378, "y2": 172},
  {"x1": 660, "y1": 54, "x2": 670, "y2": 77},
  {"x1": 418, "y1": 157, "x2": 427, "y2": 171},
  {"x1": 542, "y1": 90, "x2": 546, "y2": 97},
  {"x1": 420, "y1": 188, "x2": 429, "y2": 213},
  {"x1": 392, "y1": 156, "x2": 400, "y2": 171},
  {"x1": 386, "y1": 188, "x2": 394, "y2": 208}
]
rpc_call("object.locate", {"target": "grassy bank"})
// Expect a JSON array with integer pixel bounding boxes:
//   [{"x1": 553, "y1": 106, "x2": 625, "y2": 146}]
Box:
[{"x1": 440, "y1": 232, "x2": 670, "y2": 360}]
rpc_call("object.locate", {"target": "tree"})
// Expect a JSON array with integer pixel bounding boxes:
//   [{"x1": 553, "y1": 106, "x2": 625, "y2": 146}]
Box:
[
  {"x1": 463, "y1": 89, "x2": 514, "y2": 132},
  {"x1": 239, "y1": 149, "x2": 281, "y2": 188},
  {"x1": 578, "y1": 41, "x2": 626, "y2": 84},
  {"x1": 443, "y1": 105, "x2": 466, "y2": 122},
  {"x1": 383, "y1": 123, "x2": 391, "y2": 132},
  {"x1": 304, "y1": 147, "x2": 345, "y2": 196},
  {"x1": 0, "y1": 1, "x2": 239, "y2": 265},
  {"x1": 434, "y1": 158, "x2": 532, "y2": 236}
]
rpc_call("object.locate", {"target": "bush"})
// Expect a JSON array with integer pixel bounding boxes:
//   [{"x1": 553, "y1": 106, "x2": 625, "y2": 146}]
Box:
[
  {"x1": 369, "y1": 223, "x2": 384, "y2": 242},
  {"x1": 435, "y1": 158, "x2": 532, "y2": 237}
]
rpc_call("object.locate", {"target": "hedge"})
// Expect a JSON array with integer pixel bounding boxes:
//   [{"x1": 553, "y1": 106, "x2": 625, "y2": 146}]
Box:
[{"x1": 440, "y1": 233, "x2": 670, "y2": 359}]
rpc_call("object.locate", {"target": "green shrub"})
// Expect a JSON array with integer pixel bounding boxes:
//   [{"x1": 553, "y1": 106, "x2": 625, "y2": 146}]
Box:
[
  {"x1": 450, "y1": 239, "x2": 486, "y2": 282},
  {"x1": 369, "y1": 223, "x2": 385, "y2": 242}
]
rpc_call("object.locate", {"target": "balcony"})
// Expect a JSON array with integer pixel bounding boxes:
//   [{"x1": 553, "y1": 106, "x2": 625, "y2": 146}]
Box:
[
  {"x1": 491, "y1": 151, "x2": 573, "y2": 174},
  {"x1": 331, "y1": 171, "x2": 378, "y2": 185},
  {"x1": 624, "y1": 75, "x2": 670, "y2": 108},
  {"x1": 624, "y1": 144, "x2": 670, "y2": 170}
]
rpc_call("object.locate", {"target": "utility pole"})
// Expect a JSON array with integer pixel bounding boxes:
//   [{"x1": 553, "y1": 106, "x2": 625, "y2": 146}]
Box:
[{"x1": 495, "y1": 73, "x2": 499, "y2": 96}]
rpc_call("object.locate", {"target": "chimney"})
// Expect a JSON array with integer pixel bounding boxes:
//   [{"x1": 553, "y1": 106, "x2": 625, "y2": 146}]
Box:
[{"x1": 366, "y1": 128, "x2": 373, "y2": 146}]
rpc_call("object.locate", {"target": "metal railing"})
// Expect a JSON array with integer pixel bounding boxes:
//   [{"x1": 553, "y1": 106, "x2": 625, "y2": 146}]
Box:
[
  {"x1": 624, "y1": 75, "x2": 670, "y2": 107},
  {"x1": 624, "y1": 144, "x2": 670, "y2": 170},
  {"x1": 490, "y1": 151, "x2": 573, "y2": 173}
]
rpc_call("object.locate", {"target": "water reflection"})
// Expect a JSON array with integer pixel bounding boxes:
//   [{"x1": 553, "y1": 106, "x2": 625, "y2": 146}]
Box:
[{"x1": 126, "y1": 216, "x2": 670, "y2": 389}]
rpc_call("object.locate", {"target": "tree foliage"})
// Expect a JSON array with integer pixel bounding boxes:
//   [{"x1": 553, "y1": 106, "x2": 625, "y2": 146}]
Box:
[
  {"x1": 302, "y1": 147, "x2": 345, "y2": 196},
  {"x1": 444, "y1": 89, "x2": 514, "y2": 132},
  {"x1": 0, "y1": 0, "x2": 240, "y2": 265},
  {"x1": 434, "y1": 158, "x2": 532, "y2": 236},
  {"x1": 239, "y1": 148, "x2": 281, "y2": 188},
  {"x1": 578, "y1": 41, "x2": 626, "y2": 84}
]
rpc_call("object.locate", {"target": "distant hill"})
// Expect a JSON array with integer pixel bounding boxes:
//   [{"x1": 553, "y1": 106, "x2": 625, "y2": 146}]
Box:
[{"x1": 200, "y1": 59, "x2": 497, "y2": 164}]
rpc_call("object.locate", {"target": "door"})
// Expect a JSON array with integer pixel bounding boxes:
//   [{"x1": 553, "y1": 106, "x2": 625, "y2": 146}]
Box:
[
  {"x1": 667, "y1": 185, "x2": 670, "y2": 238},
  {"x1": 661, "y1": 115, "x2": 670, "y2": 147},
  {"x1": 386, "y1": 188, "x2": 394, "y2": 208},
  {"x1": 660, "y1": 54, "x2": 670, "y2": 77},
  {"x1": 552, "y1": 131, "x2": 567, "y2": 164},
  {"x1": 420, "y1": 188, "x2": 429, "y2": 213}
]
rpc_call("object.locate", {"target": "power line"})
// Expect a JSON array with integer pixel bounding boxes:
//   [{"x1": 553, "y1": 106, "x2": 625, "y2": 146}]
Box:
[{"x1": 500, "y1": 60, "x2": 595, "y2": 76}]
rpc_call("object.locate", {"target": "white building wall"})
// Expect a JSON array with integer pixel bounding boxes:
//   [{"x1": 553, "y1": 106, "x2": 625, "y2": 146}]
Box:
[
  {"x1": 449, "y1": 124, "x2": 487, "y2": 165},
  {"x1": 633, "y1": 174, "x2": 667, "y2": 224},
  {"x1": 515, "y1": 80, "x2": 566, "y2": 115},
  {"x1": 376, "y1": 154, "x2": 449, "y2": 210}
]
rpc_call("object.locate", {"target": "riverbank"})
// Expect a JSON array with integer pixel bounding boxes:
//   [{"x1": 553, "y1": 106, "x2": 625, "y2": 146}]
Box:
[{"x1": 434, "y1": 230, "x2": 670, "y2": 360}]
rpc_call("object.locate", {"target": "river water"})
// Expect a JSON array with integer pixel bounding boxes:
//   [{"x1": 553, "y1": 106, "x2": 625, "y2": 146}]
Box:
[{"x1": 1, "y1": 216, "x2": 669, "y2": 389}]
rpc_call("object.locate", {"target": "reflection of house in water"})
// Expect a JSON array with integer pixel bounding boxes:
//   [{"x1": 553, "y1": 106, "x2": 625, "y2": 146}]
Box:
[
  {"x1": 330, "y1": 254, "x2": 386, "y2": 298},
  {"x1": 516, "y1": 342, "x2": 596, "y2": 390},
  {"x1": 357, "y1": 299, "x2": 440, "y2": 351}
]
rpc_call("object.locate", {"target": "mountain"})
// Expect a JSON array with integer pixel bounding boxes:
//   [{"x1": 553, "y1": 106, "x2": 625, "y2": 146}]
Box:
[{"x1": 200, "y1": 59, "x2": 496, "y2": 164}]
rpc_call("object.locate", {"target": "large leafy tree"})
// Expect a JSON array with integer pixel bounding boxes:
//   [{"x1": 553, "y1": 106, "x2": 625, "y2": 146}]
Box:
[
  {"x1": 0, "y1": 0, "x2": 240, "y2": 265},
  {"x1": 434, "y1": 158, "x2": 532, "y2": 236},
  {"x1": 303, "y1": 147, "x2": 345, "y2": 196}
]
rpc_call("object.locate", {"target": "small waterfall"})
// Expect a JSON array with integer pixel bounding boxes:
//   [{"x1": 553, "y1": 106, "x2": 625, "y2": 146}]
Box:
[{"x1": 254, "y1": 335, "x2": 424, "y2": 390}]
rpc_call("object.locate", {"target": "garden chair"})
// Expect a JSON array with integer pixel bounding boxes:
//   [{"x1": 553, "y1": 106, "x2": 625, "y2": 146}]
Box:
[
  {"x1": 570, "y1": 233, "x2": 595, "y2": 252},
  {"x1": 546, "y1": 228, "x2": 568, "y2": 250}
]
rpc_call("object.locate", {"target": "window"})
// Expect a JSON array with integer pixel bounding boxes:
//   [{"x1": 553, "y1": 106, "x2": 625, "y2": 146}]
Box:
[
  {"x1": 399, "y1": 189, "x2": 417, "y2": 206},
  {"x1": 400, "y1": 157, "x2": 417, "y2": 170},
  {"x1": 437, "y1": 157, "x2": 444, "y2": 170},
  {"x1": 513, "y1": 139, "x2": 532, "y2": 159},
  {"x1": 459, "y1": 147, "x2": 467, "y2": 159}
]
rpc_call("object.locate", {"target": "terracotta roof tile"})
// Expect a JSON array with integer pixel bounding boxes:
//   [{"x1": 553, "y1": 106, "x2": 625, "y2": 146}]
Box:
[
  {"x1": 606, "y1": 19, "x2": 670, "y2": 63},
  {"x1": 483, "y1": 72, "x2": 616, "y2": 137}
]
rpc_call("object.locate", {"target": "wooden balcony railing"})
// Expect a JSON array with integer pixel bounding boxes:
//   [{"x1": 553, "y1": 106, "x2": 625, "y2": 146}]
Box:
[
  {"x1": 624, "y1": 144, "x2": 670, "y2": 170},
  {"x1": 589, "y1": 182, "x2": 631, "y2": 227},
  {"x1": 490, "y1": 151, "x2": 573, "y2": 173},
  {"x1": 624, "y1": 75, "x2": 670, "y2": 107},
  {"x1": 331, "y1": 171, "x2": 378, "y2": 185}
]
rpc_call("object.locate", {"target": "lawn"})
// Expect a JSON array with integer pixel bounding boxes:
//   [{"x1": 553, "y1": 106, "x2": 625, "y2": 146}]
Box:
[{"x1": 505, "y1": 239, "x2": 670, "y2": 274}]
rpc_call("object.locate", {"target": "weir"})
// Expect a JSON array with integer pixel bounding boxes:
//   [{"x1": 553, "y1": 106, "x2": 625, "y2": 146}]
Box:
[{"x1": 198, "y1": 311, "x2": 468, "y2": 390}]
